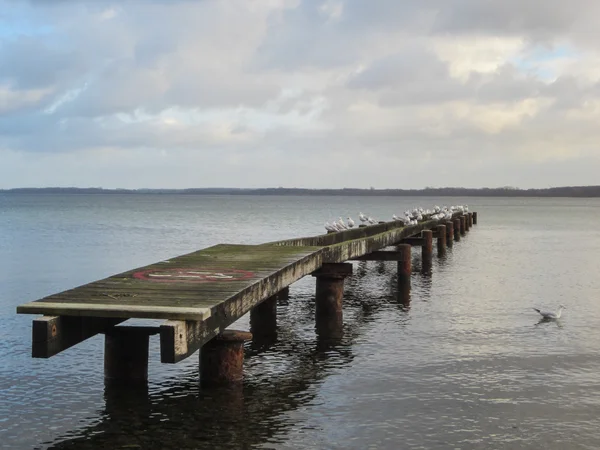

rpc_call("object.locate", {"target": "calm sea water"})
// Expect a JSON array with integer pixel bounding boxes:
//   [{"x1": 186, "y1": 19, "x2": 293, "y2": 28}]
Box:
[{"x1": 1, "y1": 194, "x2": 600, "y2": 449}]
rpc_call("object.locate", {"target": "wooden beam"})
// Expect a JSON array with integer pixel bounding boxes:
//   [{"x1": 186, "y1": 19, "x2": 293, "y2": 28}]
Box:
[
  {"x1": 351, "y1": 250, "x2": 408, "y2": 261},
  {"x1": 400, "y1": 237, "x2": 424, "y2": 246},
  {"x1": 160, "y1": 313, "x2": 222, "y2": 364},
  {"x1": 32, "y1": 315, "x2": 124, "y2": 358}
]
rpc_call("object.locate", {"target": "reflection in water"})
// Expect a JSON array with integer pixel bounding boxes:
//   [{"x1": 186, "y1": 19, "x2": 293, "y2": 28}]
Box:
[{"x1": 535, "y1": 318, "x2": 564, "y2": 328}]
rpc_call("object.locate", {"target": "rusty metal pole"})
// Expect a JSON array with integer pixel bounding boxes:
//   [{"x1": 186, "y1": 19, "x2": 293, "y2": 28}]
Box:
[
  {"x1": 200, "y1": 330, "x2": 252, "y2": 387},
  {"x1": 397, "y1": 243, "x2": 412, "y2": 290},
  {"x1": 421, "y1": 230, "x2": 433, "y2": 273},
  {"x1": 312, "y1": 263, "x2": 352, "y2": 339},
  {"x1": 445, "y1": 221, "x2": 454, "y2": 248},
  {"x1": 104, "y1": 328, "x2": 150, "y2": 384},
  {"x1": 436, "y1": 225, "x2": 446, "y2": 257},
  {"x1": 250, "y1": 295, "x2": 277, "y2": 339},
  {"x1": 453, "y1": 218, "x2": 461, "y2": 241},
  {"x1": 472, "y1": 212, "x2": 478, "y2": 225}
]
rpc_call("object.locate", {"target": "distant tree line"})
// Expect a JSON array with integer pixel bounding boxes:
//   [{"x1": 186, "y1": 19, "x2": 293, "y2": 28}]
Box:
[{"x1": 3, "y1": 186, "x2": 600, "y2": 197}]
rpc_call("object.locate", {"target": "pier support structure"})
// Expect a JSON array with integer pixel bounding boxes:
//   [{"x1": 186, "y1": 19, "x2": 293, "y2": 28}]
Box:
[
  {"x1": 436, "y1": 225, "x2": 446, "y2": 257},
  {"x1": 460, "y1": 216, "x2": 467, "y2": 236},
  {"x1": 104, "y1": 327, "x2": 157, "y2": 384},
  {"x1": 453, "y1": 218, "x2": 461, "y2": 241},
  {"x1": 421, "y1": 230, "x2": 433, "y2": 273},
  {"x1": 397, "y1": 244, "x2": 412, "y2": 290},
  {"x1": 200, "y1": 330, "x2": 253, "y2": 386},
  {"x1": 445, "y1": 221, "x2": 454, "y2": 248},
  {"x1": 472, "y1": 212, "x2": 478, "y2": 225},
  {"x1": 250, "y1": 294, "x2": 278, "y2": 338},
  {"x1": 468, "y1": 212, "x2": 474, "y2": 228},
  {"x1": 312, "y1": 263, "x2": 353, "y2": 338}
]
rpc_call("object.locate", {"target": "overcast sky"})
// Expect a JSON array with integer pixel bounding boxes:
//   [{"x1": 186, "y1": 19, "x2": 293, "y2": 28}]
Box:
[{"x1": 1, "y1": 1, "x2": 599, "y2": 189}]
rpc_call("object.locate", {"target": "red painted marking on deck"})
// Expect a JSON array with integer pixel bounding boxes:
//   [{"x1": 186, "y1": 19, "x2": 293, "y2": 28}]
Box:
[{"x1": 132, "y1": 268, "x2": 256, "y2": 283}]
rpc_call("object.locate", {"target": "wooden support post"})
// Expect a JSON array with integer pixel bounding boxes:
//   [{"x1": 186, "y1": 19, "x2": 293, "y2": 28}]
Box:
[
  {"x1": 250, "y1": 294, "x2": 277, "y2": 338},
  {"x1": 436, "y1": 225, "x2": 446, "y2": 257},
  {"x1": 453, "y1": 218, "x2": 461, "y2": 241},
  {"x1": 397, "y1": 244, "x2": 412, "y2": 290},
  {"x1": 312, "y1": 263, "x2": 352, "y2": 339},
  {"x1": 421, "y1": 230, "x2": 433, "y2": 273},
  {"x1": 278, "y1": 286, "x2": 290, "y2": 300},
  {"x1": 465, "y1": 214, "x2": 470, "y2": 231},
  {"x1": 460, "y1": 216, "x2": 466, "y2": 236},
  {"x1": 200, "y1": 330, "x2": 252, "y2": 387},
  {"x1": 472, "y1": 212, "x2": 478, "y2": 225},
  {"x1": 445, "y1": 221, "x2": 454, "y2": 248},
  {"x1": 104, "y1": 327, "x2": 157, "y2": 384},
  {"x1": 468, "y1": 212, "x2": 474, "y2": 228}
]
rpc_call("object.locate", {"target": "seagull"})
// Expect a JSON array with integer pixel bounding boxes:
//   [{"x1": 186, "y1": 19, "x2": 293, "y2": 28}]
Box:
[
  {"x1": 367, "y1": 217, "x2": 376, "y2": 225},
  {"x1": 533, "y1": 305, "x2": 566, "y2": 320},
  {"x1": 347, "y1": 217, "x2": 355, "y2": 228},
  {"x1": 359, "y1": 212, "x2": 368, "y2": 222},
  {"x1": 337, "y1": 217, "x2": 348, "y2": 230},
  {"x1": 324, "y1": 222, "x2": 337, "y2": 232}
]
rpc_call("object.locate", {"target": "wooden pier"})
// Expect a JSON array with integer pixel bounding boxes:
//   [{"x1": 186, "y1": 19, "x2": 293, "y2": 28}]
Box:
[{"x1": 17, "y1": 211, "x2": 477, "y2": 385}]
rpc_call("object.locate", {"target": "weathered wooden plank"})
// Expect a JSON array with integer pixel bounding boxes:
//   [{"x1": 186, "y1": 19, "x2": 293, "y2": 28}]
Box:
[
  {"x1": 159, "y1": 248, "x2": 323, "y2": 362},
  {"x1": 22, "y1": 303, "x2": 212, "y2": 320},
  {"x1": 32, "y1": 315, "x2": 124, "y2": 358},
  {"x1": 17, "y1": 244, "x2": 322, "y2": 320}
]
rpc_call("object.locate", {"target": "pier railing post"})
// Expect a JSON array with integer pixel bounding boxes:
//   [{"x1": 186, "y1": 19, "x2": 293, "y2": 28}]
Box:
[
  {"x1": 472, "y1": 212, "x2": 478, "y2": 225},
  {"x1": 312, "y1": 263, "x2": 352, "y2": 339},
  {"x1": 104, "y1": 328, "x2": 150, "y2": 384},
  {"x1": 250, "y1": 294, "x2": 278, "y2": 339},
  {"x1": 436, "y1": 225, "x2": 446, "y2": 257},
  {"x1": 421, "y1": 230, "x2": 433, "y2": 273},
  {"x1": 200, "y1": 330, "x2": 252, "y2": 387},
  {"x1": 445, "y1": 221, "x2": 454, "y2": 248}
]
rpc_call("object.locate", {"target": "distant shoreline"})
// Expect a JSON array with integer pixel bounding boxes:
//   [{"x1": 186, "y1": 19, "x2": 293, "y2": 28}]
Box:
[{"x1": 2, "y1": 186, "x2": 600, "y2": 197}]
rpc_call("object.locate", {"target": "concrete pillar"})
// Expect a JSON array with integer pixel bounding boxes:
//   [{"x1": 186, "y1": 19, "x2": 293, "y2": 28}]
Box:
[
  {"x1": 397, "y1": 244, "x2": 412, "y2": 290},
  {"x1": 421, "y1": 230, "x2": 433, "y2": 273},
  {"x1": 250, "y1": 294, "x2": 277, "y2": 338},
  {"x1": 312, "y1": 263, "x2": 353, "y2": 339},
  {"x1": 472, "y1": 212, "x2": 478, "y2": 225},
  {"x1": 104, "y1": 328, "x2": 151, "y2": 384},
  {"x1": 200, "y1": 330, "x2": 252, "y2": 387},
  {"x1": 453, "y1": 218, "x2": 461, "y2": 241},
  {"x1": 436, "y1": 225, "x2": 446, "y2": 257},
  {"x1": 445, "y1": 221, "x2": 454, "y2": 248}
]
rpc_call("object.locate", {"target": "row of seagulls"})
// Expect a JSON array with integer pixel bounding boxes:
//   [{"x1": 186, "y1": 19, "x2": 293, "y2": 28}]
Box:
[{"x1": 323, "y1": 204, "x2": 470, "y2": 233}]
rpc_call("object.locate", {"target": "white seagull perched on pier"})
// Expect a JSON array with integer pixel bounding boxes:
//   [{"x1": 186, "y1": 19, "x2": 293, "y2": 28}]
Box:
[
  {"x1": 359, "y1": 212, "x2": 368, "y2": 223},
  {"x1": 337, "y1": 217, "x2": 348, "y2": 230},
  {"x1": 324, "y1": 222, "x2": 337, "y2": 232},
  {"x1": 533, "y1": 305, "x2": 566, "y2": 320},
  {"x1": 367, "y1": 217, "x2": 376, "y2": 225},
  {"x1": 347, "y1": 217, "x2": 355, "y2": 228}
]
